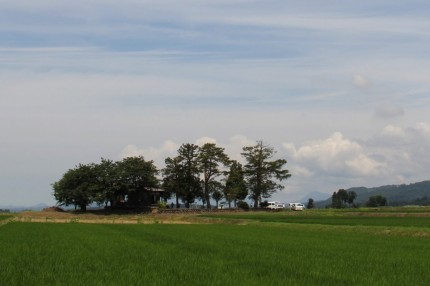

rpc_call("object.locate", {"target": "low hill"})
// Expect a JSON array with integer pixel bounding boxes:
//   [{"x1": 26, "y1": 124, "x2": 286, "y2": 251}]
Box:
[
  {"x1": 298, "y1": 191, "x2": 331, "y2": 203},
  {"x1": 315, "y1": 180, "x2": 430, "y2": 208},
  {"x1": 0, "y1": 203, "x2": 50, "y2": 212}
]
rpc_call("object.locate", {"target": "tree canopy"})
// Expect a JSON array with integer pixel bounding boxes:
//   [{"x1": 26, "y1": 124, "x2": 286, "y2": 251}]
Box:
[
  {"x1": 198, "y1": 143, "x2": 230, "y2": 209},
  {"x1": 331, "y1": 189, "x2": 357, "y2": 208},
  {"x1": 224, "y1": 160, "x2": 248, "y2": 208},
  {"x1": 52, "y1": 163, "x2": 98, "y2": 211},
  {"x1": 53, "y1": 156, "x2": 159, "y2": 211},
  {"x1": 366, "y1": 195, "x2": 387, "y2": 207},
  {"x1": 241, "y1": 141, "x2": 291, "y2": 208}
]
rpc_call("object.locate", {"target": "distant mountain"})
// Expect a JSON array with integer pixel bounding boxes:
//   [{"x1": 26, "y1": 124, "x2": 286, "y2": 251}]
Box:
[
  {"x1": 299, "y1": 191, "x2": 331, "y2": 203},
  {"x1": 315, "y1": 180, "x2": 430, "y2": 208},
  {"x1": 0, "y1": 203, "x2": 49, "y2": 212}
]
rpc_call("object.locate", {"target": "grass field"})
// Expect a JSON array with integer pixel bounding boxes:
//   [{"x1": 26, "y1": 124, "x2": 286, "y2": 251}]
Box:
[
  {"x1": 0, "y1": 214, "x2": 13, "y2": 221},
  {"x1": 202, "y1": 209, "x2": 430, "y2": 228},
  {"x1": 1, "y1": 209, "x2": 430, "y2": 285},
  {"x1": 0, "y1": 214, "x2": 13, "y2": 226}
]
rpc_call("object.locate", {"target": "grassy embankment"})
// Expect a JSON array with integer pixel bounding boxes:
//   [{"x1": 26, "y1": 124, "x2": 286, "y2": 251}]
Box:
[
  {"x1": 0, "y1": 214, "x2": 13, "y2": 225},
  {"x1": 0, "y1": 208, "x2": 429, "y2": 285},
  {"x1": 0, "y1": 214, "x2": 13, "y2": 221}
]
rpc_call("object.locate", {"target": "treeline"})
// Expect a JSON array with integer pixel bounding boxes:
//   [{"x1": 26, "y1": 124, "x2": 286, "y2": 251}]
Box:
[
  {"x1": 52, "y1": 141, "x2": 291, "y2": 211},
  {"x1": 330, "y1": 189, "x2": 387, "y2": 208},
  {"x1": 331, "y1": 189, "x2": 357, "y2": 208},
  {"x1": 53, "y1": 157, "x2": 159, "y2": 211}
]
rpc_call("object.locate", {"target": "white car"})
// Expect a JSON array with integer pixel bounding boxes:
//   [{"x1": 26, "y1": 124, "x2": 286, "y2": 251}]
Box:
[
  {"x1": 291, "y1": 203, "x2": 305, "y2": 211},
  {"x1": 267, "y1": 201, "x2": 284, "y2": 210}
]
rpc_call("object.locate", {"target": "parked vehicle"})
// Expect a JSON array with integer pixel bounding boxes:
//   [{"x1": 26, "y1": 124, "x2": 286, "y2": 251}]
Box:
[
  {"x1": 291, "y1": 203, "x2": 305, "y2": 211},
  {"x1": 267, "y1": 201, "x2": 284, "y2": 210}
]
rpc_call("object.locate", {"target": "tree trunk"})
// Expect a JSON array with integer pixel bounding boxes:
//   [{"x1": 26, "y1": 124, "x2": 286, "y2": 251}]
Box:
[{"x1": 205, "y1": 182, "x2": 211, "y2": 209}]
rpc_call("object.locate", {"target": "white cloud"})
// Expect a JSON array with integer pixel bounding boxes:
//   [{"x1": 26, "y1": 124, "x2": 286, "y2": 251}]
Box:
[
  {"x1": 414, "y1": 122, "x2": 430, "y2": 138},
  {"x1": 223, "y1": 135, "x2": 255, "y2": 162},
  {"x1": 228, "y1": 134, "x2": 255, "y2": 147},
  {"x1": 291, "y1": 166, "x2": 313, "y2": 177},
  {"x1": 352, "y1": 74, "x2": 371, "y2": 89},
  {"x1": 375, "y1": 104, "x2": 405, "y2": 118},
  {"x1": 120, "y1": 140, "x2": 180, "y2": 167},
  {"x1": 381, "y1": 124, "x2": 406, "y2": 138},
  {"x1": 120, "y1": 144, "x2": 145, "y2": 158},
  {"x1": 284, "y1": 132, "x2": 385, "y2": 177},
  {"x1": 195, "y1": 137, "x2": 217, "y2": 146},
  {"x1": 282, "y1": 142, "x2": 297, "y2": 156},
  {"x1": 292, "y1": 132, "x2": 361, "y2": 166},
  {"x1": 345, "y1": 154, "x2": 386, "y2": 176}
]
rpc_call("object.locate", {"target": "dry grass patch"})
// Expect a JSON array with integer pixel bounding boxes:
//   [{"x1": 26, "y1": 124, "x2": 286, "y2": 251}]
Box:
[{"x1": 14, "y1": 210, "x2": 213, "y2": 225}]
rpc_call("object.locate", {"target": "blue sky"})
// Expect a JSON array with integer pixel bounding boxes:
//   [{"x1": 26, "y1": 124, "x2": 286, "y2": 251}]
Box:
[{"x1": 1, "y1": 0, "x2": 429, "y2": 206}]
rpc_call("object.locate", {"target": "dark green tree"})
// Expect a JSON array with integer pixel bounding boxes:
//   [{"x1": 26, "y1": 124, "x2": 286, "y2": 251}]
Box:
[
  {"x1": 94, "y1": 158, "x2": 120, "y2": 207},
  {"x1": 237, "y1": 200, "x2": 250, "y2": 211},
  {"x1": 162, "y1": 156, "x2": 183, "y2": 208},
  {"x1": 331, "y1": 191, "x2": 342, "y2": 208},
  {"x1": 212, "y1": 189, "x2": 223, "y2": 208},
  {"x1": 198, "y1": 143, "x2": 230, "y2": 209},
  {"x1": 366, "y1": 195, "x2": 387, "y2": 207},
  {"x1": 347, "y1": 191, "x2": 357, "y2": 207},
  {"x1": 332, "y1": 189, "x2": 357, "y2": 208},
  {"x1": 241, "y1": 141, "x2": 291, "y2": 208},
  {"x1": 176, "y1": 143, "x2": 202, "y2": 208},
  {"x1": 338, "y1": 189, "x2": 349, "y2": 204},
  {"x1": 307, "y1": 198, "x2": 315, "y2": 209},
  {"x1": 224, "y1": 160, "x2": 248, "y2": 208},
  {"x1": 115, "y1": 156, "x2": 159, "y2": 207},
  {"x1": 52, "y1": 163, "x2": 99, "y2": 211},
  {"x1": 53, "y1": 157, "x2": 160, "y2": 210},
  {"x1": 260, "y1": 200, "x2": 269, "y2": 208}
]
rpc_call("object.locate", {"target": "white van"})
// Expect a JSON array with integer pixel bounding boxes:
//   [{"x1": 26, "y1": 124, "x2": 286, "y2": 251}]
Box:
[
  {"x1": 267, "y1": 201, "x2": 284, "y2": 210},
  {"x1": 291, "y1": 203, "x2": 305, "y2": 211}
]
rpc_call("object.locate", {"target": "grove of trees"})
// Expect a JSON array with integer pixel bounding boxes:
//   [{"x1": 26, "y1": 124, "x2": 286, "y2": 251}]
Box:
[
  {"x1": 241, "y1": 141, "x2": 291, "y2": 208},
  {"x1": 52, "y1": 157, "x2": 160, "y2": 211},
  {"x1": 53, "y1": 141, "x2": 291, "y2": 211},
  {"x1": 366, "y1": 195, "x2": 387, "y2": 207},
  {"x1": 331, "y1": 189, "x2": 357, "y2": 208}
]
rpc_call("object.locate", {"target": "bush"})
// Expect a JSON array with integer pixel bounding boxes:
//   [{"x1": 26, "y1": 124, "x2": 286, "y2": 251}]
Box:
[
  {"x1": 158, "y1": 201, "x2": 167, "y2": 209},
  {"x1": 260, "y1": 200, "x2": 269, "y2": 208},
  {"x1": 366, "y1": 195, "x2": 387, "y2": 207},
  {"x1": 237, "y1": 201, "x2": 249, "y2": 211}
]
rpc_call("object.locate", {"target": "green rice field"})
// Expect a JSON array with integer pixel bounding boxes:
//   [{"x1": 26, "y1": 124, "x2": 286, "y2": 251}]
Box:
[
  {"x1": 203, "y1": 210, "x2": 430, "y2": 227},
  {"x1": 0, "y1": 214, "x2": 13, "y2": 221},
  {"x1": 1, "y1": 210, "x2": 430, "y2": 285}
]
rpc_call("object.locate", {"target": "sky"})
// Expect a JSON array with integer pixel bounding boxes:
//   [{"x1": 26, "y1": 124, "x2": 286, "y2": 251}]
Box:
[{"x1": 1, "y1": 0, "x2": 429, "y2": 206}]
